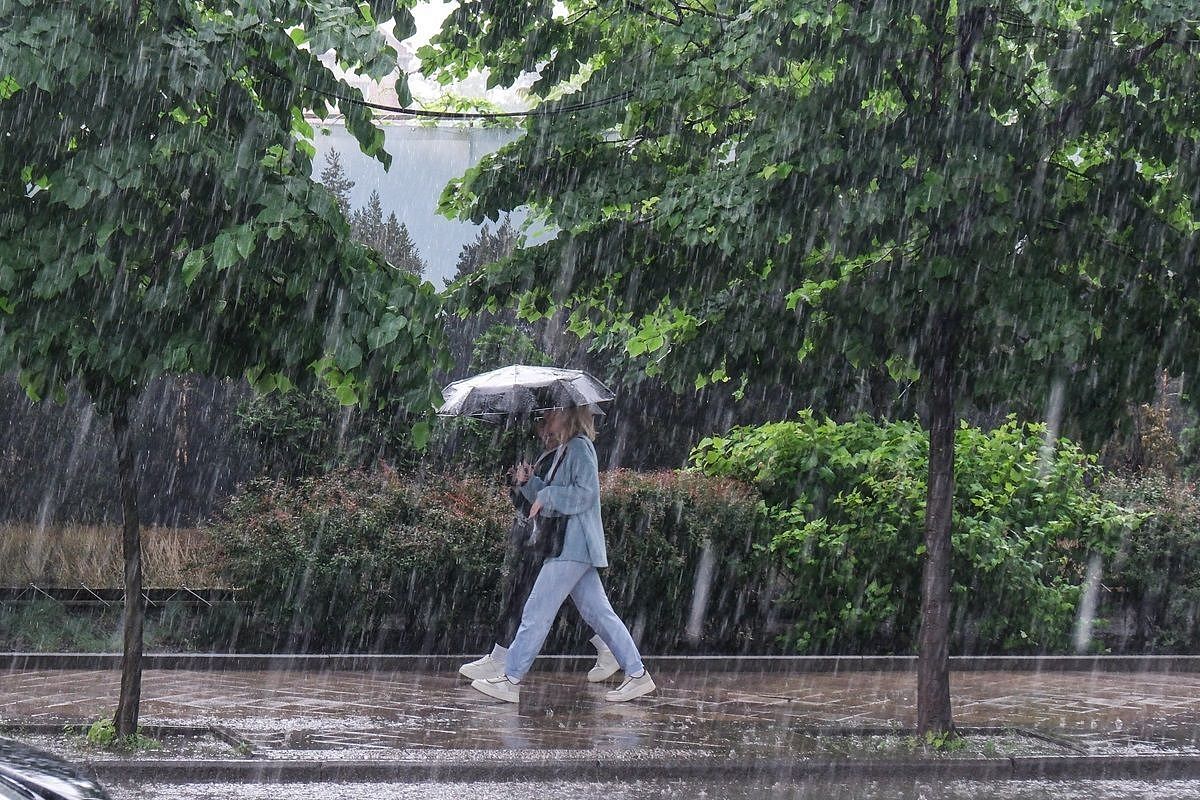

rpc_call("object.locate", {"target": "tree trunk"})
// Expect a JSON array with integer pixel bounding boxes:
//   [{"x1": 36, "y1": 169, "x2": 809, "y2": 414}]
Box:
[
  {"x1": 112, "y1": 397, "x2": 145, "y2": 738},
  {"x1": 917, "y1": 314, "x2": 957, "y2": 735}
]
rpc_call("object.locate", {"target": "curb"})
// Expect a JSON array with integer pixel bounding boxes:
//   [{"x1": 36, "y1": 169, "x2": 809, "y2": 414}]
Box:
[
  {"x1": 7, "y1": 653, "x2": 1200, "y2": 673},
  {"x1": 84, "y1": 754, "x2": 1200, "y2": 784}
]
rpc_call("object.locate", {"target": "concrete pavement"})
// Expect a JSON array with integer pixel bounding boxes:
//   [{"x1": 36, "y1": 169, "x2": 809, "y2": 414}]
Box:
[{"x1": 4, "y1": 656, "x2": 1200, "y2": 782}]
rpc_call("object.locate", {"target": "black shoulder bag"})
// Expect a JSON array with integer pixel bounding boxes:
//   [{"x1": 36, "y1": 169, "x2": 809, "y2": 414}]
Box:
[{"x1": 509, "y1": 445, "x2": 568, "y2": 559}]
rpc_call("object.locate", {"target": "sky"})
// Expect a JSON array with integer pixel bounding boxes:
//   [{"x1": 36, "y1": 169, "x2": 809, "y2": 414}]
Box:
[
  {"x1": 310, "y1": 124, "x2": 521, "y2": 288},
  {"x1": 311, "y1": 2, "x2": 535, "y2": 287}
]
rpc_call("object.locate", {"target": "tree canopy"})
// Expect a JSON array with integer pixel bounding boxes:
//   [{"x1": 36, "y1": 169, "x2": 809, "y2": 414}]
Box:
[
  {"x1": 0, "y1": 0, "x2": 444, "y2": 415},
  {"x1": 424, "y1": 0, "x2": 1200, "y2": 733},
  {"x1": 0, "y1": 0, "x2": 448, "y2": 736},
  {"x1": 429, "y1": 0, "x2": 1200, "y2": 436}
]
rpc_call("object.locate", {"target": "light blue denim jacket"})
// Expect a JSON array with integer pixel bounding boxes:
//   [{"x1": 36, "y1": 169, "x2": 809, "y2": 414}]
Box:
[{"x1": 518, "y1": 434, "x2": 607, "y2": 568}]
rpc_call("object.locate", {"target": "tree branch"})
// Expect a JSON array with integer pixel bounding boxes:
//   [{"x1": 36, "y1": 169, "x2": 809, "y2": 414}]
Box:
[
  {"x1": 890, "y1": 66, "x2": 917, "y2": 107},
  {"x1": 1048, "y1": 158, "x2": 1098, "y2": 183},
  {"x1": 675, "y1": 2, "x2": 736, "y2": 22},
  {"x1": 924, "y1": 0, "x2": 953, "y2": 113},
  {"x1": 1050, "y1": 27, "x2": 1175, "y2": 134},
  {"x1": 627, "y1": 1, "x2": 682, "y2": 26}
]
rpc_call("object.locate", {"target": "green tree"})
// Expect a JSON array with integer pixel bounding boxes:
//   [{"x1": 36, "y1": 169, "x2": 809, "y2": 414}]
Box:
[
  {"x1": 424, "y1": 1, "x2": 1200, "y2": 733},
  {"x1": 350, "y1": 189, "x2": 386, "y2": 250},
  {"x1": 444, "y1": 216, "x2": 543, "y2": 370},
  {"x1": 319, "y1": 149, "x2": 356, "y2": 218},
  {"x1": 351, "y1": 191, "x2": 425, "y2": 275},
  {"x1": 453, "y1": 216, "x2": 519, "y2": 283},
  {"x1": 380, "y1": 213, "x2": 426, "y2": 276},
  {"x1": 0, "y1": 0, "x2": 446, "y2": 736}
]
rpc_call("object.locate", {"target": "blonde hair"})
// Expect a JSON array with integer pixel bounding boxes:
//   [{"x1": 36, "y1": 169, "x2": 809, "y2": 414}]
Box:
[{"x1": 549, "y1": 405, "x2": 596, "y2": 441}]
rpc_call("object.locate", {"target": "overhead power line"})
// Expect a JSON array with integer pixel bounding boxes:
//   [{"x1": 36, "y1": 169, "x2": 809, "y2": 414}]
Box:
[{"x1": 310, "y1": 85, "x2": 634, "y2": 120}]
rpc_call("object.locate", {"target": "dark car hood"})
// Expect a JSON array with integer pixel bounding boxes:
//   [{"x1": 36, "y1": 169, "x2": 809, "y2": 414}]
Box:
[{"x1": 0, "y1": 738, "x2": 110, "y2": 800}]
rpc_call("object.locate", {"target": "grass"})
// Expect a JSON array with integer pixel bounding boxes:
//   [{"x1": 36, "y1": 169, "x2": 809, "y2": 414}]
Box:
[
  {"x1": 0, "y1": 525, "x2": 236, "y2": 652},
  {"x1": 0, "y1": 524, "x2": 225, "y2": 587},
  {"x1": 84, "y1": 718, "x2": 162, "y2": 752},
  {"x1": 0, "y1": 597, "x2": 241, "y2": 652},
  {"x1": 0, "y1": 599, "x2": 117, "y2": 651}
]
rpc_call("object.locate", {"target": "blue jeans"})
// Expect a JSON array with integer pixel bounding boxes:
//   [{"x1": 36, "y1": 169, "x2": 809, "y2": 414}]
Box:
[{"x1": 504, "y1": 559, "x2": 645, "y2": 681}]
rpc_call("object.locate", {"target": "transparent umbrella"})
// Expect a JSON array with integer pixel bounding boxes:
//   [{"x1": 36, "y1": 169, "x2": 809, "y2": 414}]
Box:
[{"x1": 437, "y1": 365, "x2": 615, "y2": 420}]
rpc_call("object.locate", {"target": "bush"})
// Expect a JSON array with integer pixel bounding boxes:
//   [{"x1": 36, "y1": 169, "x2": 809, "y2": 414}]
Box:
[
  {"x1": 597, "y1": 470, "x2": 774, "y2": 652},
  {"x1": 1099, "y1": 472, "x2": 1200, "y2": 652},
  {"x1": 234, "y1": 389, "x2": 430, "y2": 478},
  {"x1": 206, "y1": 467, "x2": 772, "y2": 654},
  {"x1": 208, "y1": 470, "x2": 511, "y2": 652},
  {"x1": 235, "y1": 383, "x2": 554, "y2": 482},
  {"x1": 690, "y1": 412, "x2": 1134, "y2": 654}
]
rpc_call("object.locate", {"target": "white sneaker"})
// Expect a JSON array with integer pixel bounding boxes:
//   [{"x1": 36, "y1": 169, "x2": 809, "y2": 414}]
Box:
[
  {"x1": 604, "y1": 671, "x2": 655, "y2": 702},
  {"x1": 471, "y1": 675, "x2": 520, "y2": 703},
  {"x1": 459, "y1": 653, "x2": 505, "y2": 681},
  {"x1": 587, "y1": 646, "x2": 621, "y2": 683}
]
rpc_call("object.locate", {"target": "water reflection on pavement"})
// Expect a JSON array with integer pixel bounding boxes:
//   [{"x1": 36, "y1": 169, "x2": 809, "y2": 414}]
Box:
[{"x1": 107, "y1": 779, "x2": 1200, "y2": 800}]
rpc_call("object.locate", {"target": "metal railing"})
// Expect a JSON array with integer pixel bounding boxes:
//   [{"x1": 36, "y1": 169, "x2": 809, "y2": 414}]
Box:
[{"x1": 0, "y1": 583, "x2": 240, "y2": 608}]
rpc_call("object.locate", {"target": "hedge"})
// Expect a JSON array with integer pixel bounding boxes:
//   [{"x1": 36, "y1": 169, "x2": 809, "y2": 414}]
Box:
[
  {"x1": 1098, "y1": 472, "x2": 1200, "y2": 652},
  {"x1": 206, "y1": 414, "x2": 1158, "y2": 656},
  {"x1": 206, "y1": 468, "x2": 772, "y2": 653},
  {"x1": 690, "y1": 413, "x2": 1135, "y2": 654}
]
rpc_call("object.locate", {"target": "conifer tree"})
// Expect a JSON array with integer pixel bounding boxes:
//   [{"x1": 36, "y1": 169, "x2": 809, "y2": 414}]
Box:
[
  {"x1": 453, "y1": 216, "x2": 518, "y2": 282},
  {"x1": 380, "y1": 214, "x2": 426, "y2": 276},
  {"x1": 350, "y1": 189, "x2": 385, "y2": 248},
  {"x1": 318, "y1": 149, "x2": 355, "y2": 218}
]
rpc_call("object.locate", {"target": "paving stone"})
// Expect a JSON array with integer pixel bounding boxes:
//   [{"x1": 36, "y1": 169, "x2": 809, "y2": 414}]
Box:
[{"x1": 6, "y1": 665, "x2": 1200, "y2": 759}]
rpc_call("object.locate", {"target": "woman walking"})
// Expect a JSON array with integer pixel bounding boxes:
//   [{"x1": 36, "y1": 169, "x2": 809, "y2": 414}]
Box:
[
  {"x1": 469, "y1": 403, "x2": 655, "y2": 703},
  {"x1": 458, "y1": 416, "x2": 619, "y2": 683}
]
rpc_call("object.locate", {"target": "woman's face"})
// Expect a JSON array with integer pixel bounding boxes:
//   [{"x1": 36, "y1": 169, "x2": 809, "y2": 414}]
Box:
[
  {"x1": 533, "y1": 417, "x2": 556, "y2": 447},
  {"x1": 540, "y1": 410, "x2": 568, "y2": 443}
]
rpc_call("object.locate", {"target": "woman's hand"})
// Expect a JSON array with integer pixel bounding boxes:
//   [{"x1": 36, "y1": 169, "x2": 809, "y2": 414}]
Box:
[
  {"x1": 528, "y1": 499, "x2": 543, "y2": 519},
  {"x1": 513, "y1": 462, "x2": 533, "y2": 484}
]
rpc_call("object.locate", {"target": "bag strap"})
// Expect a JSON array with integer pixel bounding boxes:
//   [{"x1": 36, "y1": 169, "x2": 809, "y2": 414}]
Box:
[
  {"x1": 530, "y1": 448, "x2": 554, "y2": 476},
  {"x1": 546, "y1": 442, "x2": 567, "y2": 484}
]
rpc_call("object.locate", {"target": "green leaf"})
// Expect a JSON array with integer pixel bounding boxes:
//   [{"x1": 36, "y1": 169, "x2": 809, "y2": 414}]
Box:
[
  {"x1": 335, "y1": 381, "x2": 358, "y2": 405},
  {"x1": 336, "y1": 341, "x2": 363, "y2": 371},
  {"x1": 95, "y1": 221, "x2": 117, "y2": 247},
  {"x1": 181, "y1": 249, "x2": 205, "y2": 286},
  {"x1": 0, "y1": 75, "x2": 20, "y2": 100},
  {"x1": 410, "y1": 419, "x2": 431, "y2": 449},
  {"x1": 212, "y1": 232, "x2": 240, "y2": 271},
  {"x1": 234, "y1": 225, "x2": 255, "y2": 259}
]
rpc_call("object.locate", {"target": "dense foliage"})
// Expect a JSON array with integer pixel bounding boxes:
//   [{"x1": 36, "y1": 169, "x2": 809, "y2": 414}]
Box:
[
  {"x1": 207, "y1": 467, "x2": 771, "y2": 653},
  {"x1": 210, "y1": 470, "x2": 507, "y2": 652},
  {"x1": 425, "y1": 0, "x2": 1200, "y2": 730},
  {"x1": 592, "y1": 469, "x2": 772, "y2": 652},
  {"x1": 209, "y1": 416, "x2": 1147, "y2": 657},
  {"x1": 428, "y1": 0, "x2": 1200, "y2": 442},
  {"x1": 0, "y1": 0, "x2": 445, "y2": 414},
  {"x1": 690, "y1": 414, "x2": 1136, "y2": 653},
  {"x1": 0, "y1": 0, "x2": 448, "y2": 733},
  {"x1": 1100, "y1": 472, "x2": 1200, "y2": 652}
]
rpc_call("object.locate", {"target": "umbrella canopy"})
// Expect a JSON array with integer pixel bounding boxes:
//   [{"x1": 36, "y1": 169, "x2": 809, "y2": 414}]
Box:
[{"x1": 437, "y1": 365, "x2": 615, "y2": 419}]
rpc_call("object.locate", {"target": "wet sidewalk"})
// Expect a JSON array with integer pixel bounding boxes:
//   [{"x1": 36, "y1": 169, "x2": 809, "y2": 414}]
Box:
[{"x1": 5, "y1": 657, "x2": 1200, "y2": 781}]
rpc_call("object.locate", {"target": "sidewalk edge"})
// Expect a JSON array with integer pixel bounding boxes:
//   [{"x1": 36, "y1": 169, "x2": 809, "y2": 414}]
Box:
[
  {"x1": 7, "y1": 653, "x2": 1200, "y2": 673},
  {"x1": 85, "y1": 754, "x2": 1200, "y2": 784}
]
